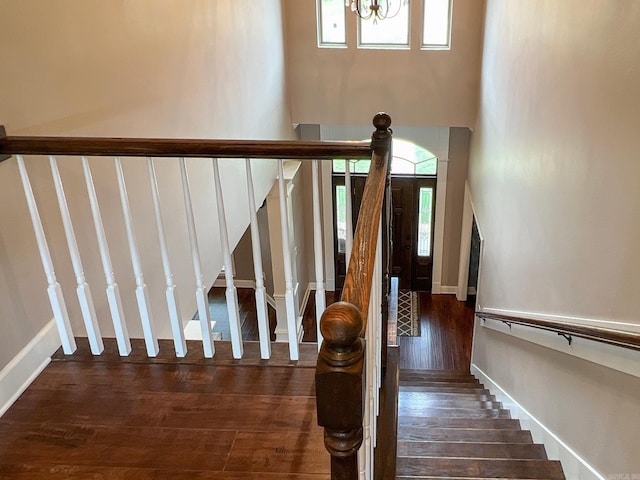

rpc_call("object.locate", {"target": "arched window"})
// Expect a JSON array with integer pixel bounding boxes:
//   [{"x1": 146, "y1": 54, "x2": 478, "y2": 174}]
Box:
[{"x1": 332, "y1": 138, "x2": 437, "y2": 175}]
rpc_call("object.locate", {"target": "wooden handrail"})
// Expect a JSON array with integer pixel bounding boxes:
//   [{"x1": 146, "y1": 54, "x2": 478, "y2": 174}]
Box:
[
  {"x1": 315, "y1": 113, "x2": 392, "y2": 480},
  {"x1": 0, "y1": 129, "x2": 370, "y2": 160},
  {"x1": 476, "y1": 311, "x2": 640, "y2": 351}
]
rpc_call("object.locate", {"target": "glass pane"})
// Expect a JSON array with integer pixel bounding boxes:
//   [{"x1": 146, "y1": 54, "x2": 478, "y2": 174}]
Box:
[
  {"x1": 335, "y1": 185, "x2": 347, "y2": 253},
  {"x1": 415, "y1": 158, "x2": 437, "y2": 175},
  {"x1": 319, "y1": 0, "x2": 347, "y2": 45},
  {"x1": 423, "y1": 0, "x2": 451, "y2": 48},
  {"x1": 417, "y1": 187, "x2": 434, "y2": 256},
  {"x1": 359, "y1": 1, "x2": 410, "y2": 47},
  {"x1": 353, "y1": 159, "x2": 371, "y2": 173},
  {"x1": 333, "y1": 159, "x2": 347, "y2": 172}
]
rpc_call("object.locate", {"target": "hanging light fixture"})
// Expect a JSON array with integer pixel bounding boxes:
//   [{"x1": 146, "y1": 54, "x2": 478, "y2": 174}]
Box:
[{"x1": 346, "y1": 0, "x2": 408, "y2": 22}]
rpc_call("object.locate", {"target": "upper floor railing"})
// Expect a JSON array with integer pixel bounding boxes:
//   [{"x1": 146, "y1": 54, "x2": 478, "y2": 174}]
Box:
[{"x1": 1, "y1": 115, "x2": 391, "y2": 480}]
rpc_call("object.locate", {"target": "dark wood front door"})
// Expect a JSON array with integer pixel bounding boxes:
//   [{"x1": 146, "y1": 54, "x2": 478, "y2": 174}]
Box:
[
  {"x1": 390, "y1": 177, "x2": 436, "y2": 291},
  {"x1": 334, "y1": 175, "x2": 436, "y2": 292}
]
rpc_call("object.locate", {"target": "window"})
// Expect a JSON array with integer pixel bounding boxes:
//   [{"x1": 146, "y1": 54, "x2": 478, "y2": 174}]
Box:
[
  {"x1": 332, "y1": 139, "x2": 437, "y2": 175},
  {"x1": 358, "y1": 1, "x2": 410, "y2": 49},
  {"x1": 422, "y1": 0, "x2": 452, "y2": 49},
  {"x1": 316, "y1": 0, "x2": 453, "y2": 50},
  {"x1": 417, "y1": 187, "x2": 434, "y2": 256},
  {"x1": 317, "y1": 0, "x2": 347, "y2": 46},
  {"x1": 335, "y1": 184, "x2": 347, "y2": 253}
]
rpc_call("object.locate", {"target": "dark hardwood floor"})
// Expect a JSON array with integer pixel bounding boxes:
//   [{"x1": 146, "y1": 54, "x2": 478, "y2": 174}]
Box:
[
  {"x1": 207, "y1": 287, "x2": 473, "y2": 373},
  {"x1": 398, "y1": 292, "x2": 475, "y2": 371},
  {"x1": 0, "y1": 339, "x2": 328, "y2": 479},
  {"x1": 205, "y1": 287, "x2": 278, "y2": 341}
]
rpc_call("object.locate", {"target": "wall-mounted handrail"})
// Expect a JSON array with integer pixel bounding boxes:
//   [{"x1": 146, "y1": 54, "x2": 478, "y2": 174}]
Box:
[
  {"x1": 0, "y1": 132, "x2": 370, "y2": 160},
  {"x1": 315, "y1": 113, "x2": 392, "y2": 480},
  {"x1": 476, "y1": 311, "x2": 640, "y2": 351}
]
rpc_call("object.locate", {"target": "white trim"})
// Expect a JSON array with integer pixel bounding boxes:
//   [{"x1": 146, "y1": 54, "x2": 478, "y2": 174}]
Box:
[
  {"x1": 432, "y1": 283, "x2": 458, "y2": 295},
  {"x1": 266, "y1": 294, "x2": 277, "y2": 309},
  {"x1": 0, "y1": 319, "x2": 61, "y2": 418},
  {"x1": 431, "y1": 157, "x2": 448, "y2": 295},
  {"x1": 471, "y1": 364, "x2": 605, "y2": 480},
  {"x1": 457, "y1": 181, "x2": 473, "y2": 301},
  {"x1": 478, "y1": 316, "x2": 640, "y2": 379},
  {"x1": 300, "y1": 283, "x2": 312, "y2": 319}
]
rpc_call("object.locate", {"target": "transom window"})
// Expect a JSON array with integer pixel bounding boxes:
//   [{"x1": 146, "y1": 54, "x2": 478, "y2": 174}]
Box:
[
  {"x1": 317, "y1": 0, "x2": 453, "y2": 50},
  {"x1": 332, "y1": 138, "x2": 437, "y2": 175}
]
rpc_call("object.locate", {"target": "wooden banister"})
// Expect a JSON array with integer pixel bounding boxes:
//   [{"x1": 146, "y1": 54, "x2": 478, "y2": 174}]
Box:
[
  {"x1": 476, "y1": 311, "x2": 640, "y2": 351},
  {"x1": 316, "y1": 113, "x2": 392, "y2": 480},
  {"x1": 0, "y1": 131, "x2": 370, "y2": 160}
]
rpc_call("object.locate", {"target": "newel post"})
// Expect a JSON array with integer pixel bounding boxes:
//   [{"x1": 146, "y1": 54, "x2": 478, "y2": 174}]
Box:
[{"x1": 316, "y1": 301, "x2": 365, "y2": 480}]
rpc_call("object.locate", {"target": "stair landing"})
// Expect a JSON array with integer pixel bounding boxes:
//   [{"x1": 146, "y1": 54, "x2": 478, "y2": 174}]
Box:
[{"x1": 0, "y1": 339, "x2": 328, "y2": 479}]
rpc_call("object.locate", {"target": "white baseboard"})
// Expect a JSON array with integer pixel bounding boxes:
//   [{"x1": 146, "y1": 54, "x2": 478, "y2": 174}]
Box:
[
  {"x1": 0, "y1": 319, "x2": 61, "y2": 418},
  {"x1": 471, "y1": 364, "x2": 605, "y2": 480},
  {"x1": 432, "y1": 284, "x2": 457, "y2": 295}
]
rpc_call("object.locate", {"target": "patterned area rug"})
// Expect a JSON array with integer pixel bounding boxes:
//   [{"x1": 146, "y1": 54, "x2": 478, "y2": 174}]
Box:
[{"x1": 397, "y1": 290, "x2": 420, "y2": 336}]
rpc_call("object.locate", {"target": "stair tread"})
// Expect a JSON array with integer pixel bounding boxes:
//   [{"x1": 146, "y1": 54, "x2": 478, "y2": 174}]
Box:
[
  {"x1": 400, "y1": 385, "x2": 492, "y2": 394},
  {"x1": 398, "y1": 417, "x2": 521, "y2": 430},
  {"x1": 400, "y1": 374, "x2": 480, "y2": 384},
  {"x1": 399, "y1": 393, "x2": 502, "y2": 410},
  {"x1": 400, "y1": 381, "x2": 485, "y2": 389},
  {"x1": 398, "y1": 427, "x2": 532, "y2": 443},
  {"x1": 397, "y1": 441, "x2": 547, "y2": 459},
  {"x1": 398, "y1": 392, "x2": 497, "y2": 402},
  {"x1": 396, "y1": 458, "x2": 565, "y2": 479},
  {"x1": 400, "y1": 368, "x2": 473, "y2": 377},
  {"x1": 398, "y1": 407, "x2": 511, "y2": 419}
]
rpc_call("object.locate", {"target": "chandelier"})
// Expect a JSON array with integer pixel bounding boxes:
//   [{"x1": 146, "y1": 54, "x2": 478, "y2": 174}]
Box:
[{"x1": 346, "y1": 0, "x2": 408, "y2": 21}]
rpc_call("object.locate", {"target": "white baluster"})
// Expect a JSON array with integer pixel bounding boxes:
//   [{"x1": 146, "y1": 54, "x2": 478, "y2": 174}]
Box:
[
  {"x1": 345, "y1": 160, "x2": 354, "y2": 262},
  {"x1": 16, "y1": 155, "x2": 76, "y2": 354},
  {"x1": 212, "y1": 158, "x2": 243, "y2": 359},
  {"x1": 114, "y1": 157, "x2": 159, "y2": 357},
  {"x1": 82, "y1": 157, "x2": 131, "y2": 356},
  {"x1": 148, "y1": 158, "x2": 187, "y2": 357},
  {"x1": 278, "y1": 160, "x2": 300, "y2": 361},
  {"x1": 312, "y1": 160, "x2": 326, "y2": 350},
  {"x1": 245, "y1": 159, "x2": 271, "y2": 359},
  {"x1": 179, "y1": 158, "x2": 215, "y2": 358},
  {"x1": 50, "y1": 156, "x2": 103, "y2": 355}
]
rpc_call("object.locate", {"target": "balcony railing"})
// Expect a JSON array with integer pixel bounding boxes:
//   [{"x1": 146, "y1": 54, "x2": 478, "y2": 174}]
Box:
[{"x1": 1, "y1": 114, "x2": 393, "y2": 480}]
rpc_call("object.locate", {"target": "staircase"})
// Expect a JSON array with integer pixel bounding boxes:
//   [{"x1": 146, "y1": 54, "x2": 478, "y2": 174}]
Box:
[{"x1": 396, "y1": 369, "x2": 565, "y2": 480}]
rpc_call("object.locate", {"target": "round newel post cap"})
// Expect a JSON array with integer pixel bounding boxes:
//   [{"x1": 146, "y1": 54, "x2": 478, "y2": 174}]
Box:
[
  {"x1": 320, "y1": 302, "x2": 363, "y2": 350},
  {"x1": 373, "y1": 113, "x2": 392, "y2": 132}
]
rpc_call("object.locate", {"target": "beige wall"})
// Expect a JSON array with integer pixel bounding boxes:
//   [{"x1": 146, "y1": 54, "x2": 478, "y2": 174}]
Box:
[
  {"x1": 469, "y1": 0, "x2": 640, "y2": 474},
  {"x1": 0, "y1": 0, "x2": 293, "y2": 369},
  {"x1": 283, "y1": 0, "x2": 485, "y2": 127}
]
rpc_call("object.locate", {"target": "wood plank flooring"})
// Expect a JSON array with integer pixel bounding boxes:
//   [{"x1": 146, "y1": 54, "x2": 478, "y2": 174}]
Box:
[
  {"x1": 0, "y1": 340, "x2": 329, "y2": 479},
  {"x1": 399, "y1": 293, "x2": 475, "y2": 371}
]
